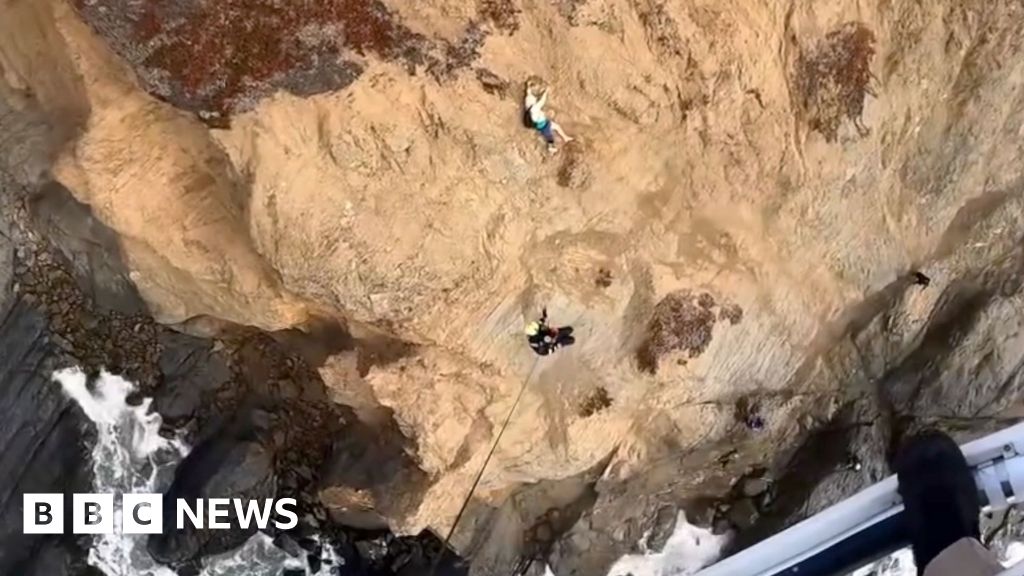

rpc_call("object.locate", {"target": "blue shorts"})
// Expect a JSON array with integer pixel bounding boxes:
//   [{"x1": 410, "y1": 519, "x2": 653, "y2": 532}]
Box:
[{"x1": 535, "y1": 120, "x2": 554, "y2": 143}]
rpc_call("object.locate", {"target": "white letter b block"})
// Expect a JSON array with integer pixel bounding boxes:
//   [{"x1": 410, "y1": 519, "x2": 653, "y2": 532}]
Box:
[
  {"x1": 73, "y1": 494, "x2": 114, "y2": 534},
  {"x1": 24, "y1": 494, "x2": 63, "y2": 534}
]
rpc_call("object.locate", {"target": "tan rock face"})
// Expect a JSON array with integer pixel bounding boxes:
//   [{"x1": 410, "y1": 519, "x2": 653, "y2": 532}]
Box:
[
  {"x1": 6, "y1": 0, "x2": 1024, "y2": 572},
  {"x1": 0, "y1": 0, "x2": 307, "y2": 329}
]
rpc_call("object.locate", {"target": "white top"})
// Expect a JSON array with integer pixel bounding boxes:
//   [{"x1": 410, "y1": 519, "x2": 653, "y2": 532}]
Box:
[{"x1": 525, "y1": 90, "x2": 548, "y2": 124}]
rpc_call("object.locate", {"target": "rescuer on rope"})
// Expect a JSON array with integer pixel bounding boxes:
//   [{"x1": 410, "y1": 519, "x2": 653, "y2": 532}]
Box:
[{"x1": 525, "y1": 308, "x2": 575, "y2": 356}]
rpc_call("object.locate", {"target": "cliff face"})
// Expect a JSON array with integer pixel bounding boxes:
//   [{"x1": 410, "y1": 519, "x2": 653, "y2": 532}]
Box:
[{"x1": 3, "y1": 0, "x2": 1024, "y2": 573}]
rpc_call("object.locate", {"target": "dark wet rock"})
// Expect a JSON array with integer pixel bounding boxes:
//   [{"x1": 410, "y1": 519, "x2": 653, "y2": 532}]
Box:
[
  {"x1": 754, "y1": 487, "x2": 776, "y2": 514},
  {"x1": 396, "y1": 546, "x2": 467, "y2": 576},
  {"x1": 551, "y1": 438, "x2": 771, "y2": 576},
  {"x1": 685, "y1": 500, "x2": 717, "y2": 528},
  {"x1": 307, "y1": 553, "x2": 322, "y2": 573},
  {"x1": 295, "y1": 465, "x2": 314, "y2": 481},
  {"x1": 298, "y1": 537, "x2": 318, "y2": 552},
  {"x1": 0, "y1": 89, "x2": 64, "y2": 186},
  {"x1": 712, "y1": 517, "x2": 733, "y2": 536},
  {"x1": 727, "y1": 402, "x2": 880, "y2": 554},
  {"x1": 148, "y1": 410, "x2": 277, "y2": 564},
  {"x1": 11, "y1": 536, "x2": 99, "y2": 576},
  {"x1": 880, "y1": 278, "x2": 1024, "y2": 424},
  {"x1": 312, "y1": 505, "x2": 328, "y2": 522},
  {"x1": 327, "y1": 505, "x2": 389, "y2": 531},
  {"x1": 207, "y1": 441, "x2": 274, "y2": 498},
  {"x1": 323, "y1": 528, "x2": 465, "y2": 576},
  {"x1": 144, "y1": 326, "x2": 442, "y2": 571},
  {"x1": 3, "y1": 194, "x2": 164, "y2": 391},
  {"x1": 0, "y1": 298, "x2": 92, "y2": 575},
  {"x1": 303, "y1": 513, "x2": 320, "y2": 530},
  {"x1": 726, "y1": 499, "x2": 759, "y2": 531},
  {"x1": 154, "y1": 331, "x2": 231, "y2": 424}
]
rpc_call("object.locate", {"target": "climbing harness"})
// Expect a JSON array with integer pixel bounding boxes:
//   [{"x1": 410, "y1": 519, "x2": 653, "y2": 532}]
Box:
[{"x1": 428, "y1": 357, "x2": 544, "y2": 576}]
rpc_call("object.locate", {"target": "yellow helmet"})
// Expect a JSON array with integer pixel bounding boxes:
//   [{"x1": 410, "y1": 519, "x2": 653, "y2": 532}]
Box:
[{"x1": 524, "y1": 321, "x2": 541, "y2": 336}]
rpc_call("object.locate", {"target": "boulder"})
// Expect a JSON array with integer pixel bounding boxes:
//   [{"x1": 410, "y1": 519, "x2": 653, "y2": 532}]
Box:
[
  {"x1": 148, "y1": 411, "x2": 276, "y2": 564},
  {"x1": 741, "y1": 477, "x2": 770, "y2": 499},
  {"x1": 726, "y1": 499, "x2": 760, "y2": 532},
  {"x1": 153, "y1": 331, "x2": 231, "y2": 424}
]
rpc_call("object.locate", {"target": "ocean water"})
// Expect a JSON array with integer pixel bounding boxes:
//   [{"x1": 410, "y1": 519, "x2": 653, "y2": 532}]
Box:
[
  {"x1": 54, "y1": 368, "x2": 338, "y2": 576},
  {"x1": 605, "y1": 512, "x2": 728, "y2": 576}
]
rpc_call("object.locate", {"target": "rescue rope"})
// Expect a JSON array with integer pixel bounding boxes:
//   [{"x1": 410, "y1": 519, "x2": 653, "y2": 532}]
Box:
[{"x1": 429, "y1": 356, "x2": 543, "y2": 575}]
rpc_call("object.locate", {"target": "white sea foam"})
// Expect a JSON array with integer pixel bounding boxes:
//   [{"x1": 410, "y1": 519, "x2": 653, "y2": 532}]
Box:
[
  {"x1": 54, "y1": 368, "x2": 340, "y2": 575},
  {"x1": 606, "y1": 513, "x2": 727, "y2": 576}
]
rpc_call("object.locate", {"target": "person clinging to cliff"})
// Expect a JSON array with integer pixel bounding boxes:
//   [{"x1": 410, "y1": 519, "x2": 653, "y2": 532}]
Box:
[
  {"x1": 525, "y1": 308, "x2": 574, "y2": 356},
  {"x1": 524, "y1": 79, "x2": 573, "y2": 153}
]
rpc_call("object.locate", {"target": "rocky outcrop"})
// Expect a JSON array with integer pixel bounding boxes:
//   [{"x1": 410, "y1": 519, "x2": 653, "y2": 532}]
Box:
[
  {"x1": 0, "y1": 171, "x2": 461, "y2": 574},
  {"x1": 0, "y1": 118, "x2": 441, "y2": 575},
  {"x1": 1, "y1": 0, "x2": 308, "y2": 330}
]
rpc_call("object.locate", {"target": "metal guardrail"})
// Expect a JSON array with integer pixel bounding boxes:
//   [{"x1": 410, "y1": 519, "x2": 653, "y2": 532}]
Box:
[{"x1": 695, "y1": 422, "x2": 1024, "y2": 576}]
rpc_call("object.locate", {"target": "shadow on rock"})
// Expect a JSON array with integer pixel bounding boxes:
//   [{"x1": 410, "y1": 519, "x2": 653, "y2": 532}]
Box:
[
  {"x1": 320, "y1": 412, "x2": 429, "y2": 529},
  {"x1": 27, "y1": 181, "x2": 146, "y2": 315}
]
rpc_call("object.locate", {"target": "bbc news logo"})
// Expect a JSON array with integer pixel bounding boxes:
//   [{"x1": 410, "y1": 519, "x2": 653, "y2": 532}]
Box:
[{"x1": 24, "y1": 494, "x2": 298, "y2": 534}]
